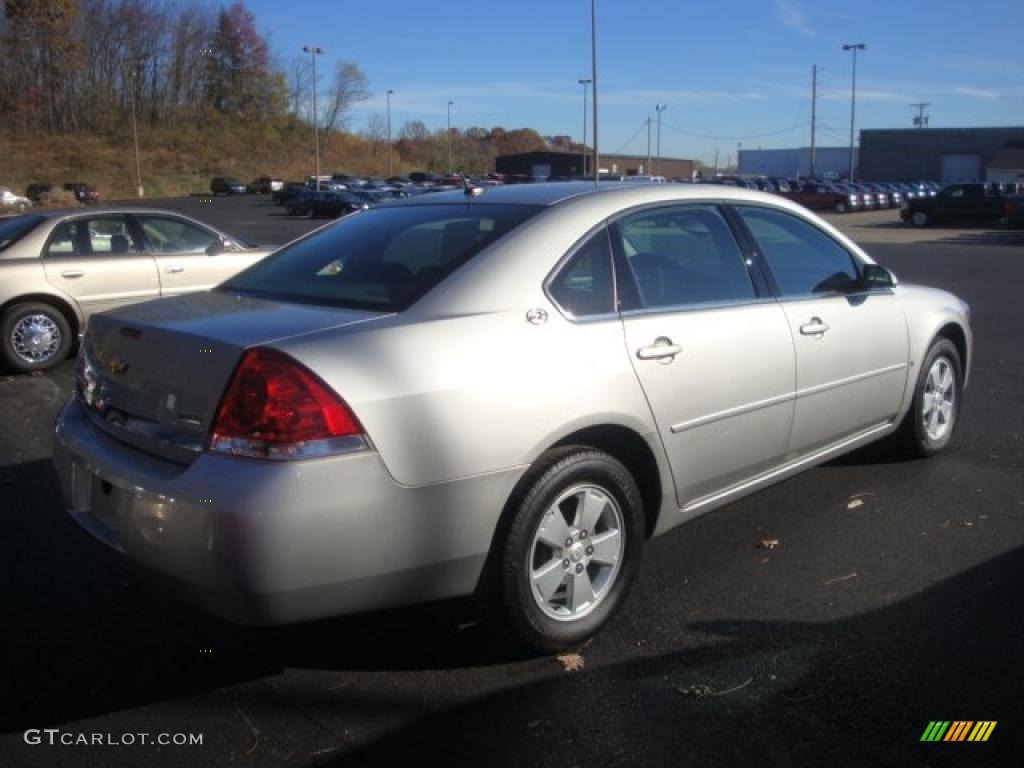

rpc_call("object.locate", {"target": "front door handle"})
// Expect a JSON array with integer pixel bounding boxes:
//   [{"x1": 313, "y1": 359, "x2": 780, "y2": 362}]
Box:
[
  {"x1": 164, "y1": 264, "x2": 184, "y2": 273},
  {"x1": 800, "y1": 317, "x2": 830, "y2": 336},
  {"x1": 637, "y1": 336, "x2": 683, "y2": 362},
  {"x1": 60, "y1": 270, "x2": 84, "y2": 278}
]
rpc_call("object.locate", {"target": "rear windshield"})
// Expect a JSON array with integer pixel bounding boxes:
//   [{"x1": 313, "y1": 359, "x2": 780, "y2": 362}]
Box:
[
  {"x1": 219, "y1": 203, "x2": 540, "y2": 311},
  {"x1": 0, "y1": 214, "x2": 44, "y2": 253}
]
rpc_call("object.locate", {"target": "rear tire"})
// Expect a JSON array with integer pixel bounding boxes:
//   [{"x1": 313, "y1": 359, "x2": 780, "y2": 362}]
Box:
[
  {"x1": 1, "y1": 301, "x2": 73, "y2": 373},
  {"x1": 911, "y1": 210, "x2": 929, "y2": 227},
  {"x1": 835, "y1": 201, "x2": 847, "y2": 214},
  {"x1": 892, "y1": 338, "x2": 962, "y2": 458},
  {"x1": 478, "y1": 447, "x2": 645, "y2": 653}
]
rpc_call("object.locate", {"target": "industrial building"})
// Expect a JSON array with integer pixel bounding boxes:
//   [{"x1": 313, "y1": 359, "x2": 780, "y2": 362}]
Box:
[
  {"x1": 495, "y1": 151, "x2": 695, "y2": 181},
  {"x1": 858, "y1": 127, "x2": 1024, "y2": 183},
  {"x1": 738, "y1": 147, "x2": 854, "y2": 179}
]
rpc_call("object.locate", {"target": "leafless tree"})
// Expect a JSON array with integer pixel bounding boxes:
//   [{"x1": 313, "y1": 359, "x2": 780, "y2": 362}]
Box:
[{"x1": 321, "y1": 60, "x2": 369, "y2": 133}]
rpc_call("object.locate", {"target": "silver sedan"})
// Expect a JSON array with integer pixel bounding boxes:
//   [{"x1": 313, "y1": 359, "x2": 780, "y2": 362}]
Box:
[
  {"x1": 0, "y1": 208, "x2": 274, "y2": 372},
  {"x1": 53, "y1": 183, "x2": 971, "y2": 651}
]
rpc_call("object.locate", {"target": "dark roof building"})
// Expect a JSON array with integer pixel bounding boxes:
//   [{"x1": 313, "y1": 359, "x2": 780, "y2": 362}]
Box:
[
  {"x1": 859, "y1": 126, "x2": 1024, "y2": 184},
  {"x1": 495, "y1": 151, "x2": 695, "y2": 181}
]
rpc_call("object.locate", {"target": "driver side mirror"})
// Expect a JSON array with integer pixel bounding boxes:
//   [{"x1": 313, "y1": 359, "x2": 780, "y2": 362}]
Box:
[
  {"x1": 205, "y1": 240, "x2": 225, "y2": 256},
  {"x1": 861, "y1": 263, "x2": 896, "y2": 289}
]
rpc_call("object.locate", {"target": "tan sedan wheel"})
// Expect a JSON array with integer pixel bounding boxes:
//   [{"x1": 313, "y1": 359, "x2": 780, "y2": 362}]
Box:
[{"x1": 1, "y1": 302, "x2": 72, "y2": 372}]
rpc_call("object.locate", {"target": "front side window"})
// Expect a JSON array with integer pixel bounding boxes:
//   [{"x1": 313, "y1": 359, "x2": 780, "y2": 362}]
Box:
[
  {"x1": 44, "y1": 216, "x2": 141, "y2": 257},
  {"x1": 221, "y1": 203, "x2": 540, "y2": 312},
  {"x1": 735, "y1": 205, "x2": 861, "y2": 297},
  {"x1": 614, "y1": 204, "x2": 754, "y2": 310},
  {"x1": 137, "y1": 215, "x2": 218, "y2": 254},
  {"x1": 548, "y1": 228, "x2": 615, "y2": 318}
]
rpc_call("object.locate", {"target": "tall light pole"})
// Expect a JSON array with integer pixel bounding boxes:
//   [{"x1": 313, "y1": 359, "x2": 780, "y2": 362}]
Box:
[
  {"x1": 655, "y1": 103, "x2": 667, "y2": 176},
  {"x1": 447, "y1": 100, "x2": 454, "y2": 174},
  {"x1": 590, "y1": 0, "x2": 599, "y2": 182},
  {"x1": 303, "y1": 45, "x2": 323, "y2": 187},
  {"x1": 129, "y1": 65, "x2": 143, "y2": 197},
  {"x1": 646, "y1": 115, "x2": 652, "y2": 174},
  {"x1": 386, "y1": 89, "x2": 394, "y2": 176},
  {"x1": 578, "y1": 78, "x2": 591, "y2": 177},
  {"x1": 842, "y1": 43, "x2": 866, "y2": 180}
]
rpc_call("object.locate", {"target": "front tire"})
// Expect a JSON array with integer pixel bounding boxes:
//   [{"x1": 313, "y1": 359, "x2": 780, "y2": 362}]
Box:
[
  {"x1": 1, "y1": 301, "x2": 73, "y2": 372},
  {"x1": 892, "y1": 338, "x2": 962, "y2": 457},
  {"x1": 911, "y1": 210, "x2": 929, "y2": 227},
  {"x1": 481, "y1": 447, "x2": 645, "y2": 653}
]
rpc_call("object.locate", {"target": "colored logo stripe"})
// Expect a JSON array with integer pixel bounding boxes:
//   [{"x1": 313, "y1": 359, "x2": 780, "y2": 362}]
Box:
[
  {"x1": 944, "y1": 721, "x2": 972, "y2": 741},
  {"x1": 920, "y1": 721, "x2": 996, "y2": 742},
  {"x1": 921, "y1": 721, "x2": 949, "y2": 741}
]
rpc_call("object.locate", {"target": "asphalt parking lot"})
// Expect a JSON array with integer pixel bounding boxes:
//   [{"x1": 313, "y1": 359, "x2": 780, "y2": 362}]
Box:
[{"x1": 1, "y1": 195, "x2": 1022, "y2": 767}]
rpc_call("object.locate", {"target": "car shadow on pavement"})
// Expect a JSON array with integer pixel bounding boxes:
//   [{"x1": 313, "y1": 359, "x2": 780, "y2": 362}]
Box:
[
  {"x1": 320, "y1": 546, "x2": 1024, "y2": 768},
  {"x1": 0, "y1": 458, "x2": 521, "y2": 733}
]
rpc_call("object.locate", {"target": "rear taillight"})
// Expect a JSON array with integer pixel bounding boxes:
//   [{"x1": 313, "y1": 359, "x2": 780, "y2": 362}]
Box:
[{"x1": 210, "y1": 347, "x2": 367, "y2": 460}]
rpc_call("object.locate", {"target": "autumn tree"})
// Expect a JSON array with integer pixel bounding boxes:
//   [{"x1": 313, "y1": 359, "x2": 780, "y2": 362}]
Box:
[{"x1": 203, "y1": 2, "x2": 285, "y2": 119}]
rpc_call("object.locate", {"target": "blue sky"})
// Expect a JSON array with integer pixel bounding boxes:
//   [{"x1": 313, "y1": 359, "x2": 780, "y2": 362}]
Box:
[{"x1": 246, "y1": 0, "x2": 1024, "y2": 164}]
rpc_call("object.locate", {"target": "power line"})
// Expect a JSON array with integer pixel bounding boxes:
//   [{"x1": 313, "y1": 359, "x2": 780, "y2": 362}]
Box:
[
  {"x1": 609, "y1": 118, "x2": 650, "y2": 155},
  {"x1": 661, "y1": 121, "x2": 807, "y2": 141}
]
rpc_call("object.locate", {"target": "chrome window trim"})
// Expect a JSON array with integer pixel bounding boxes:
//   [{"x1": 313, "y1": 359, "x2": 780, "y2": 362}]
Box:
[
  {"x1": 669, "y1": 361, "x2": 909, "y2": 434},
  {"x1": 619, "y1": 295, "x2": 777, "y2": 319}
]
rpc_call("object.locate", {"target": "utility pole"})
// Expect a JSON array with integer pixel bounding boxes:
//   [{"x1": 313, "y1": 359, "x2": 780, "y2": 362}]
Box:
[
  {"x1": 591, "y1": 0, "x2": 599, "y2": 182},
  {"x1": 655, "y1": 104, "x2": 667, "y2": 176},
  {"x1": 646, "y1": 116, "x2": 652, "y2": 174},
  {"x1": 809, "y1": 64, "x2": 818, "y2": 180},
  {"x1": 842, "y1": 43, "x2": 866, "y2": 180},
  {"x1": 911, "y1": 102, "x2": 930, "y2": 128},
  {"x1": 447, "y1": 100, "x2": 454, "y2": 174},
  {"x1": 579, "y1": 78, "x2": 591, "y2": 177},
  {"x1": 713, "y1": 149, "x2": 719, "y2": 177},
  {"x1": 129, "y1": 65, "x2": 143, "y2": 197},
  {"x1": 303, "y1": 45, "x2": 324, "y2": 187},
  {"x1": 386, "y1": 89, "x2": 394, "y2": 176}
]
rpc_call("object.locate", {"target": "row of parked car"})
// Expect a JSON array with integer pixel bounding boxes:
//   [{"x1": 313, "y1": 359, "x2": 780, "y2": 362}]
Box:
[
  {"x1": 265, "y1": 174, "x2": 475, "y2": 219},
  {"x1": 0, "y1": 182, "x2": 100, "y2": 212},
  {"x1": 705, "y1": 176, "x2": 944, "y2": 214}
]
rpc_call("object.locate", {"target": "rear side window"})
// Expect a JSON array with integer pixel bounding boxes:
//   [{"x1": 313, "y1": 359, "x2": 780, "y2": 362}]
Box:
[
  {"x1": 44, "y1": 216, "x2": 142, "y2": 257},
  {"x1": 735, "y1": 205, "x2": 861, "y2": 297},
  {"x1": 614, "y1": 204, "x2": 755, "y2": 310},
  {"x1": 0, "y1": 214, "x2": 44, "y2": 253},
  {"x1": 137, "y1": 215, "x2": 218, "y2": 254},
  {"x1": 220, "y1": 203, "x2": 539, "y2": 312},
  {"x1": 548, "y1": 228, "x2": 615, "y2": 318}
]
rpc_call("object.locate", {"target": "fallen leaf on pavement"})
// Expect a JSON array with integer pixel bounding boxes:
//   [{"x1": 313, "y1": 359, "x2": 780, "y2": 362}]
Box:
[
  {"x1": 822, "y1": 572, "x2": 858, "y2": 586},
  {"x1": 555, "y1": 652, "x2": 585, "y2": 672},
  {"x1": 757, "y1": 539, "x2": 779, "y2": 550},
  {"x1": 846, "y1": 499, "x2": 864, "y2": 510}
]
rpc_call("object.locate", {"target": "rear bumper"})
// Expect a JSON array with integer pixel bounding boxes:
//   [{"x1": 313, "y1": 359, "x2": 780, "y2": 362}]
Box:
[{"x1": 54, "y1": 398, "x2": 518, "y2": 624}]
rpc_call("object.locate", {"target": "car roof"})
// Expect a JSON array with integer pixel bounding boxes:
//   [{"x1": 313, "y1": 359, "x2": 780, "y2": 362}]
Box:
[
  {"x1": 381, "y1": 180, "x2": 793, "y2": 210},
  {"x1": 27, "y1": 207, "x2": 201, "y2": 220}
]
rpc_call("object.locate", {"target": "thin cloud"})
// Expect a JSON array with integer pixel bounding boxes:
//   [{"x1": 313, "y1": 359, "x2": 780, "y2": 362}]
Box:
[
  {"x1": 776, "y1": 0, "x2": 814, "y2": 36},
  {"x1": 952, "y1": 86, "x2": 1000, "y2": 101},
  {"x1": 939, "y1": 56, "x2": 1024, "y2": 78}
]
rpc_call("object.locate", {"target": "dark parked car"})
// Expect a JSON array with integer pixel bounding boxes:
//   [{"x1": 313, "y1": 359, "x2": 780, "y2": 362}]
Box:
[
  {"x1": 63, "y1": 182, "x2": 100, "y2": 205},
  {"x1": 25, "y1": 183, "x2": 54, "y2": 203},
  {"x1": 210, "y1": 177, "x2": 247, "y2": 195},
  {"x1": 901, "y1": 182, "x2": 1012, "y2": 226},
  {"x1": 791, "y1": 182, "x2": 859, "y2": 213},
  {"x1": 246, "y1": 176, "x2": 283, "y2": 194},
  {"x1": 305, "y1": 190, "x2": 374, "y2": 218},
  {"x1": 272, "y1": 182, "x2": 309, "y2": 206}
]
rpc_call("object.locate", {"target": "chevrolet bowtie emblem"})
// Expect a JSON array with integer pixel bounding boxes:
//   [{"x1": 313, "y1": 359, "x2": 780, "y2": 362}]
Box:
[{"x1": 107, "y1": 357, "x2": 129, "y2": 375}]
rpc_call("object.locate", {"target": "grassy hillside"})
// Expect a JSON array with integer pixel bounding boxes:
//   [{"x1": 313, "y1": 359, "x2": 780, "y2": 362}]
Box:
[{"x1": 0, "y1": 119, "x2": 399, "y2": 200}]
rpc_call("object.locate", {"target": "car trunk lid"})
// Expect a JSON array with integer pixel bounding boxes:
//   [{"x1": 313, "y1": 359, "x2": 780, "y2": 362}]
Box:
[{"x1": 78, "y1": 291, "x2": 386, "y2": 464}]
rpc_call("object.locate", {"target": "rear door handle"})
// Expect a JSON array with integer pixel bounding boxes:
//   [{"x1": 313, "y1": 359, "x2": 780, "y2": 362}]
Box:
[
  {"x1": 637, "y1": 337, "x2": 683, "y2": 361},
  {"x1": 60, "y1": 270, "x2": 84, "y2": 278},
  {"x1": 799, "y1": 317, "x2": 830, "y2": 336},
  {"x1": 164, "y1": 264, "x2": 184, "y2": 273}
]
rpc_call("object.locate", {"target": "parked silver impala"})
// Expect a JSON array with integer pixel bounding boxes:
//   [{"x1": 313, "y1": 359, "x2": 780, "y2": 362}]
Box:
[
  {"x1": 0, "y1": 208, "x2": 274, "y2": 372},
  {"x1": 53, "y1": 183, "x2": 971, "y2": 651}
]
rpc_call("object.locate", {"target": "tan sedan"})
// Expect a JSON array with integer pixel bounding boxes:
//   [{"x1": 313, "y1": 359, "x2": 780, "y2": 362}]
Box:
[{"x1": 0, "y1": 208, "x2": 275, "y2": 371}]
